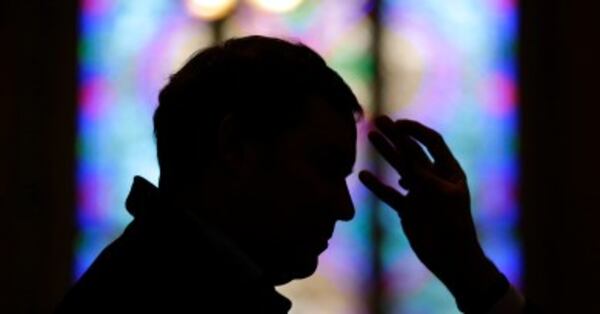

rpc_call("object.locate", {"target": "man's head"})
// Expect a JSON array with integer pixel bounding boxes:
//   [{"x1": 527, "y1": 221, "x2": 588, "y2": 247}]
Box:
[{"x1": 153, "y1": 36, "x2": 363, "y2": 284}]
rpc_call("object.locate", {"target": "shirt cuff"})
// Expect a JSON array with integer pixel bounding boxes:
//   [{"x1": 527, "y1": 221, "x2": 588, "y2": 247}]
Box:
[{"x1": 485, "y1": 285, "x2": 526, "y2": 314}]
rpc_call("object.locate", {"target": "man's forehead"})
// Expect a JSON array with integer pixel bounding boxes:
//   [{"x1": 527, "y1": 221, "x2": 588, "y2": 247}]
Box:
[
  {"x1": 303, "y1": 96, "x2": 357, "y2": 132},
  {"x1": 300, "y1": 97, "x2": 357, "y2": 156}
]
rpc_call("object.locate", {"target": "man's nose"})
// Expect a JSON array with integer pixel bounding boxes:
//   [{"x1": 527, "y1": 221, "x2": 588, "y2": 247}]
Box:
[{"x1": 333, "y1": 182, "x2": 355, "y2": 221}]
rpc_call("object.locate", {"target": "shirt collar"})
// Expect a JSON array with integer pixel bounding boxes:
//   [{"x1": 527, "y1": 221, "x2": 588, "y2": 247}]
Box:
[
  {"x1": 125, "y1": 175, "x2": 292, "y2": 312},
  {"x1": 125, "y1": 175, "x2": 263, "y2": 277}
]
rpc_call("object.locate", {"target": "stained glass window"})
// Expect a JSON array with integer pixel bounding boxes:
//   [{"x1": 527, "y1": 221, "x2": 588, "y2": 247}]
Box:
[{"x1": 78, "y1": 0, "x2": 518, "y2": 312}]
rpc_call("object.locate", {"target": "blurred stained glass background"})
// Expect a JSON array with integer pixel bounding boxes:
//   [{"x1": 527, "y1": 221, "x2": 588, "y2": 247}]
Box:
[{"x1": 77, "y1": 0, "x2": 519, "y2": 312}]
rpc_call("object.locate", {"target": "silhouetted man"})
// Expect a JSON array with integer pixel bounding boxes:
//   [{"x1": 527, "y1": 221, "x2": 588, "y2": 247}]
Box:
[{"x1": 56, "y1": 36, "x2": 526, "y2": 313}]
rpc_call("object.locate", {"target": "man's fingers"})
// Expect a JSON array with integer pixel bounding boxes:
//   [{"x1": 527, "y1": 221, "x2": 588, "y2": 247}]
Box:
[
  {"x1": 394, "y1": 119, "x2": 465, "y2": 180},
  {"x1": 374, "y1": 116, "x2": 432, "y2": 169},
  {"x1": 368, "y1": 130, "x2": 430, "y2": 189},
  {"x1": 358, "y1": 170, "x2": 406, "y2": 215},
  {"x1": 372, "y1": 116, "x2": 437, "y2": 190},
  {"x1": 367, "y1": 131, "x2": 409, "y2": 175}
]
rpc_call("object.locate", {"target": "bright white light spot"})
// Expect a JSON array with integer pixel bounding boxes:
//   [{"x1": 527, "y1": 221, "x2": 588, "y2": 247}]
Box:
[
  {"x1": 184, "y1": 0, "x2": 237, "y2": 21},
  {"x1": 248, "y1": 0, "x2": 303, "y2": 13}
]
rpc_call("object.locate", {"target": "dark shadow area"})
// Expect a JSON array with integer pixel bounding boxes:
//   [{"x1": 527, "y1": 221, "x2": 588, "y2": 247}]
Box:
[
  {"x1": 520, "y1": 0, "x2": 600, "y2": 313},
  {"x1": 0, "y1": 2, "x2": 77, "y2": 313}
]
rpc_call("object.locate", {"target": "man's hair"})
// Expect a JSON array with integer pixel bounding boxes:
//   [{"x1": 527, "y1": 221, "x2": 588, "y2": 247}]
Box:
[{"x1": 154, "y1": 35, "x2": 363, "y2": 190}]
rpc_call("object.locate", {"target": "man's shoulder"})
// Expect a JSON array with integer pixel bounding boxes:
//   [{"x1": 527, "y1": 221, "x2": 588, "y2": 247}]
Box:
[
  {"x1": 56, "y1": 212, "x2": 290, "y2": 313},
  {"x1": 69, "y1": 212, "x2": 235, "y2": 289}
]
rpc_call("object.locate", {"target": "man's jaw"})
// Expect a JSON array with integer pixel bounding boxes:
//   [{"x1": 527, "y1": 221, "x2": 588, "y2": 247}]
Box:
[{"x1": 270, "y1": 252, "x2": 321, "y2": 286}]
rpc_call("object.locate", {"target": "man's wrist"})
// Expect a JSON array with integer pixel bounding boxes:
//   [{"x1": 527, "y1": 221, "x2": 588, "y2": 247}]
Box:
[{"x1": 446, "y1": 257, "x2": 509, "y2": 313}]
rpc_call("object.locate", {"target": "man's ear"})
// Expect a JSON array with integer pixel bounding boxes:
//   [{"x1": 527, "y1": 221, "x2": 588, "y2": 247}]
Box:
[{"x1": 217, "y1": 114, "x2": 245, "y2": 174}]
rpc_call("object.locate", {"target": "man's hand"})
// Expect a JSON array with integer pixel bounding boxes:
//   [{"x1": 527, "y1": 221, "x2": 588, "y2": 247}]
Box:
[{"x1": 359, "y1": 116, "x2": 505, "y2": 310}]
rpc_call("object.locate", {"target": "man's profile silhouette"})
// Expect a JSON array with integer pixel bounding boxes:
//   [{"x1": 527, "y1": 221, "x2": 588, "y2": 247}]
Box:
[{"x1": 56, "y1": 36, "x2": 526, "y2": 313}]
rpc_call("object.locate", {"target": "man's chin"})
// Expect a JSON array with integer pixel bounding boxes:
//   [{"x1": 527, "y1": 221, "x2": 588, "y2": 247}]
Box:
[{"x1": 272, "y1": 255, "x2": 319, "y2": 285}]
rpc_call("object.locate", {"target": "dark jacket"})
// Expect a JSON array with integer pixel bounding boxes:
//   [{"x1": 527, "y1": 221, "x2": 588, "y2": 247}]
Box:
[{"x1": 56, "y1": 176, "x2": 292, "y2": 313}]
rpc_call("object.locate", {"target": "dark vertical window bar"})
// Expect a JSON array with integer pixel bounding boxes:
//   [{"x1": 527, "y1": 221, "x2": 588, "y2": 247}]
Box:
[
  {"x1": 367, "y1": 0, "x2": 386, "y2": 313},
  {"x1": 211, "y1": 18, "x2": 226, "y2": 45}
]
